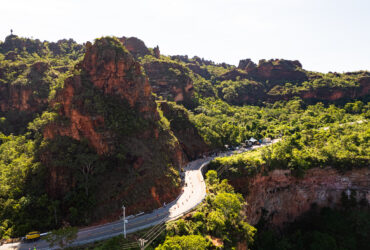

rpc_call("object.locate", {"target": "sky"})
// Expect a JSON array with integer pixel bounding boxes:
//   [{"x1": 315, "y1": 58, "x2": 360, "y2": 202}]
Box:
[{"x1": 1, "y1": 0, "x2": 369, "y2": 73}]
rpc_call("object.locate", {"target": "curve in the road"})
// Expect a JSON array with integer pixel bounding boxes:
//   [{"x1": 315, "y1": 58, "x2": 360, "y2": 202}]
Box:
[{"x1": 0, "y1": 140, "x2": 278, "y2": 250}]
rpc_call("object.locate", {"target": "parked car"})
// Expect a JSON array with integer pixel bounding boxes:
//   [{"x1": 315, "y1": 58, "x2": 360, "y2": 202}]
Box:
[{"x1": 25, "y1": 231, "x2": 41, "y2": 242}]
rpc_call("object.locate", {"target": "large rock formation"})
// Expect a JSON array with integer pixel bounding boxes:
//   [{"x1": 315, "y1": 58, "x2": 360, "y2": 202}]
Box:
[
  {"x1": 0, "y1": 61, "x2": 50, "y2": 113},
  {"x1": 267, "y1": 75, "x2": 370, "y2": 103},
  {"x1": 143, "y1": 60, "x2": 195, "y2": 107},
  {"x1": 0, "y1": 36, "x2": 85, "y2": 116},
  {"x1": 118, "y1": 36, "x2": 151, "y2": 60},
  {"x1": 159, "y1": 101, "x2": 209, "y2": 160},
  {"x1": 238, "y1": 58, "x2": 308, "y2": 83},
  {"x1": 238, "y1": 58, "x2": 257, "y2": 73},
  {"x1": 42, "y1": 37, "x2": 187, "y2": 220},
  {"x1": 232, "y1": 167, "x2": 370, "y2": 227},
  {"x1": 44, "y1": 38, "x2": 157, "y2": 154},
  {"x1": 219, "y1": 58, "x2": 370, "y2": 105},
  {"x1": 217, "y1": 68, "x2": 249, "y2": 81}
]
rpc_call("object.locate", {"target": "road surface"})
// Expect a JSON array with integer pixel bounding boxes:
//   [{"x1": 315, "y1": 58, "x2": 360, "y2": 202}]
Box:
[{"x1": 0, "y1": 141, "x2": 277, "y2": 250}]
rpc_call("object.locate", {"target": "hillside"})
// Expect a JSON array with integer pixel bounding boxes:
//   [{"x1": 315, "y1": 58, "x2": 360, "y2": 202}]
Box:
[
  {"x1": 0, "y1": 36, "x2": 198, "y2": 239},
  {"x1": 0, "y1": 34, "x2": 369, "y2": 249}
]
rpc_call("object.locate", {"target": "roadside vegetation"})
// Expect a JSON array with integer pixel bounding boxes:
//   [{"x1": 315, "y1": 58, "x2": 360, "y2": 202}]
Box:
[{"x1": 156, "y1": 170, "x2": 256, "y2": 249}]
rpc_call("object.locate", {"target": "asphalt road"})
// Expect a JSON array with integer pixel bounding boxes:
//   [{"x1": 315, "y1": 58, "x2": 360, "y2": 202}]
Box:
[{"x1": 0, "y1": 141, "x2": 277, "y2": 250}]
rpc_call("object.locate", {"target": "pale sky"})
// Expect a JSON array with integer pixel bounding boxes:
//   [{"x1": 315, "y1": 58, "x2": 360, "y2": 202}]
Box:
[{"x1": 1, "y1": 0, "x2": 369, "y2": 73}]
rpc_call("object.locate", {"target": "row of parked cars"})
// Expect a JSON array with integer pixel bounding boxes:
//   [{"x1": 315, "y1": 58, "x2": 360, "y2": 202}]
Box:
[{"x1": 225, "y1": 137, "x2": 272, "y2": 150}]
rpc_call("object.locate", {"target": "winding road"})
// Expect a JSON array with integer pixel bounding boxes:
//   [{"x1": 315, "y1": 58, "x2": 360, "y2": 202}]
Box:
[{"x1": 0, "y1": 141, "x2": 277, "y2": 250}]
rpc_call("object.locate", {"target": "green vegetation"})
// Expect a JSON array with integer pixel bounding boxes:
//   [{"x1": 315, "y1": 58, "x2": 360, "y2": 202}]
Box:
[
  {"x1": 92, "y1": 36, "x2": 130, "y2": 55},
  {"x1": 0, "y1": 133, "x2": 105, "y2": 239},
  {"x1": 0, "y1": 35, "x2": 84, "y2": 135},
  {"x1": 156, "y1": 235, "x2": 211, "y2": 250},
  {"x1": 0, "y1": 134, "x2": 52, "y2": 239},
  {"x1": 44, "y1": 226, "x2": 78, "y2": 249},
  {"x1": 267, "y1": 72, "x2": 366, "y2": 97},
  {"x1": 209, "y1": 121, "x2": 369, "y2": 181},
  {"x1": 190, "y1": 97, "x2": 368, "y2": 148},
  {"x1": 157, "y1": 170, "x2": 256, "y2": 249},
  {"x1": 203, "y1": 64, "x2": 233, "y2": 78},
  {"x1": 216, "y1": 79, "x2": 264, "y2": 105}
]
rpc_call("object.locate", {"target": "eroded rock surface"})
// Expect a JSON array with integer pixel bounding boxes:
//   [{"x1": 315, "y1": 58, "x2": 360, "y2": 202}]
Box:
[
  {"x1": 239, "y1": 167, "x2": 370, "y2": 227},
  {"x1": 119, "y1": 36, "x2": 150, "y2": 60},
  {"x1": 143, "y1": 60, "x2": 194, "y2": 107},
  {"x1": 42, "y1": 37, "x2": 187, "y2": 220},
  {"x1": 240, "y1": 58, "x2": 307, "y2": 83}
]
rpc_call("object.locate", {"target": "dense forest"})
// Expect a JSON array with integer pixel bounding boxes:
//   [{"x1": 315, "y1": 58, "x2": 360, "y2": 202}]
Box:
[{"x1": 0, "y1": 34, "x2": 369, "y2": 249}]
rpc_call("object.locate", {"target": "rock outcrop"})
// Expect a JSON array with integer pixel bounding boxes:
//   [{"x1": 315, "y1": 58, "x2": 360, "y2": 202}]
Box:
[
  {"x1": 233, "y1": 167, "x2": 370, "y2": 227},
  {"x1": 159, "y1": 101, "x2": 209, "y2": 160},
  {"x1": 153, "y1": 46, "x2": 160, "y2": 59},
  {"x1": 0, "y1": 61, "x2": 50, "y2": 113},
  {"x1": 238, "y1": 58, "x2": 308, "y2": 83},
  {"x1": 42, "y1": 37, "x2": 187, "y2": 220},
  {"x1": 44, "y1": 38, "x2": 157, "y2": 154},
  {"x1": 238, "y1": 58, "x2": 257, "y2": 72},
  {"x1": 143, "y1": 60, "x2": 194, "y2": 107},
  {"x1": 217, "y1": 68, "x2": 249, "y2": 81},
  {"x1": 267, "y1": 75, "x2": 370, "y2": 103},
  {"x1": 119, "y1": 36, "x2": 150, "y2": 60}
]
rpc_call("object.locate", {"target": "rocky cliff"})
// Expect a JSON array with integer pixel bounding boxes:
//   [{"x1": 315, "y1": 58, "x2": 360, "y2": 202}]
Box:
[
  {"x1": 267, "y1": 75, "x2": 370, "y2": 103},
  {"x1": 42, "y1": 37, "x2": 187, "y2": 221},
  {"x1": 0, "y1": 60, "x2": 56, "y2": 134},
  {"x1": 159, "y1": 101, "x2": 208, "y2": 160},
  {"x1": 44, "y1": 38, "x2": 158, "y2": 154},
  {"x1": 239, "y1": 58, "x2": 308, "y2": 83},
  {"x1": 0, "y1": 35, "x2": 85, "y2": 134},
  {"x1": 143, "y1": 60, "x2": 195, "y2": 107},
  {"x1": 0, "y1": 61, "x2": 50, "y2": 113},
  {"x1": 217, "y1": 68, "x2": 249, "y2": 82},
  {"x1": 118, "y1": 36, "x2": 151, "y2": 60},
  {"x1": 218, "y1": 58, "x2": 370, "y2": 105},
  {"x1": 233, "y1": 167, "x2": 370, "y2": 227}
]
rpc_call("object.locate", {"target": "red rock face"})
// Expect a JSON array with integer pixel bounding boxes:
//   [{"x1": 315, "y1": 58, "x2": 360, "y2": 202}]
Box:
[
  {"x1": 0, "y1": 86, "x2": 33, "y2": 111},
  {"x1": 44, "y1": 38, "x2": 159, "y2": 154},
  {"x1": 43, "y1": 77, "x2": 110, "y2": 154},
  {"x1": 248, "y1": 59, "x2": 307, "y2": 82},
  {"x1": 237, "y1": 59, "x2": 307, "y2": 83},
  {"x1": 81, "y1": 40, "x2": 157, "y2": 117},
  {"x1": 0, "y1": 62, "x2": 50, "y2": 113},
  {"x1": 359, "y1": 76, "x2": 370, "y2": 96},
  {"x1": 238, "y1": 168, "x2": 370, "y2": 227},
  {"x1": 278, "y1": 78, "x2": 370, "y2": 102},
  {"x1": 42, "y1": 38, "x2": 188, "y2": 222}
]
